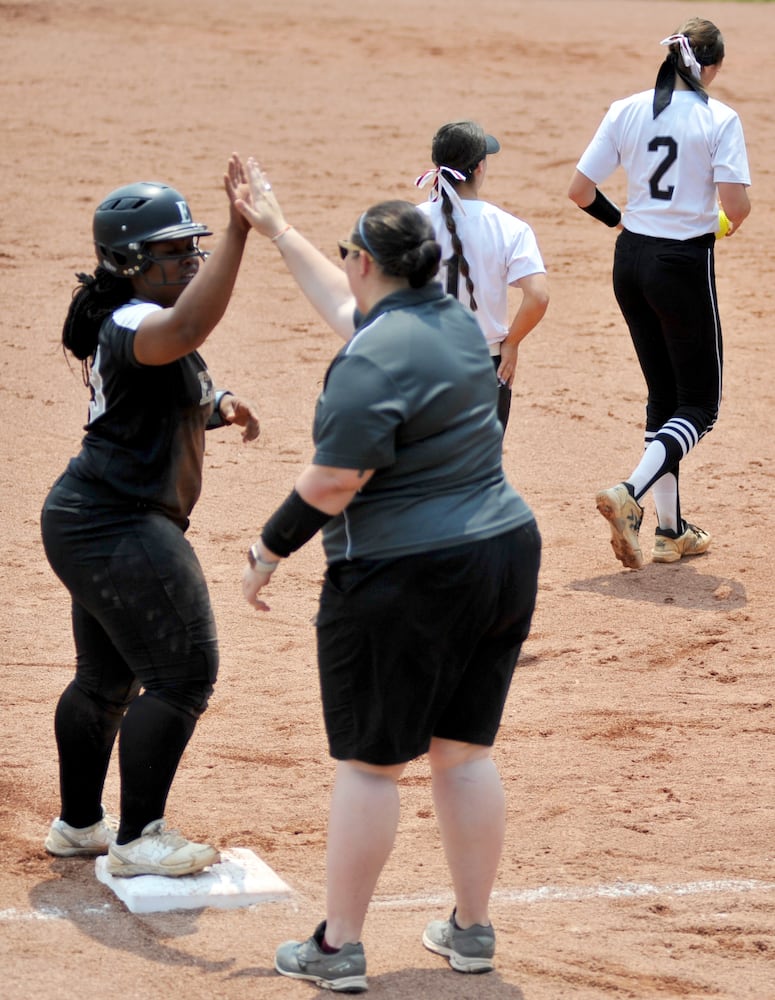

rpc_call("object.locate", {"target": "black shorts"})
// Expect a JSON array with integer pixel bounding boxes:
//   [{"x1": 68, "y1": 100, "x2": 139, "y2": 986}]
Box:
[
  {"x1": 316, "y1": 521, "x2": 541, "y2": 765},
  {"x1": 40, "y1": 473, "x2": 218, "y2": 718}
]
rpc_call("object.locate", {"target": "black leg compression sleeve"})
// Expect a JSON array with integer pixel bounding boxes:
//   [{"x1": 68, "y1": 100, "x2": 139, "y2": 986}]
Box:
[
  {"x1": 54, "y1": 680, "x2": 124, "y2": 829},
  {"x1": 117, "y1": 693, "x2": 197, "y2": 844}
]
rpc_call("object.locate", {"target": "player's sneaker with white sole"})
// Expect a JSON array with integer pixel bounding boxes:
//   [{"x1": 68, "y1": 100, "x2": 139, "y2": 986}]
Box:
[
  {"x1": 595, "y1": 482, "x2": 644, "y2": 569},
  {"x1": 274, "y1": 920, "x2": 367, "y2": 993},
  {"x1": 45, "y1": 809, "x2": 118, "y2": 857},
  {"x1": 422, "y1": 910, "x2": 495, "y2": 973},
  {"x1": 106, "y1": 819, "x2": 219, "y2": 878},
  {"x1": 652, "y1": 522, "x2": 710, "y2": 563}
]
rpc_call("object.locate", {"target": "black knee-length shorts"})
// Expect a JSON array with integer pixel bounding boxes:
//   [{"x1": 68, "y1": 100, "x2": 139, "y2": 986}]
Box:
[{"x1": 316, "y1": 521, "x2": 541, "y2": 766}]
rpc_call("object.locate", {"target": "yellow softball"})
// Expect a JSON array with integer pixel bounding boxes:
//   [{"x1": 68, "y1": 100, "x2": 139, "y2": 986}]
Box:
[{"x1": 716, "y1": 208, "x2": 731, "y2": 239}]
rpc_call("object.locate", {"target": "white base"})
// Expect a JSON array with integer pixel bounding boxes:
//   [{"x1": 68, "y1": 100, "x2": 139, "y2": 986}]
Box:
[{"x1": 95, "y1": 847, "x2": 293, "y2": 914}]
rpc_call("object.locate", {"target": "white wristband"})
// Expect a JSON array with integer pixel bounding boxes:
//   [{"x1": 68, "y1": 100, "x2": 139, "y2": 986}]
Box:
[{"x1": 247, "y1": 542, "x2": 279, "y2": 574}]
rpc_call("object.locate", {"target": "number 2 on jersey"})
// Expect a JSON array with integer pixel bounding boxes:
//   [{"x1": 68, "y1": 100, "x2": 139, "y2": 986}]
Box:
[{"x1": 648, "y1": 136, "x2": 677, "y2": 201}]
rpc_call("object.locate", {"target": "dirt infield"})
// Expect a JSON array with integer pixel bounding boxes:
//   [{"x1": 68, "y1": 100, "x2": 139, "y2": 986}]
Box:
[{"x1": 2, "y1": 1, "x2": 774, "y2": 998}]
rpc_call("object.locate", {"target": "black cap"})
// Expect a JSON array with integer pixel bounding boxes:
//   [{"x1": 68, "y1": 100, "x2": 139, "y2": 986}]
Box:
[{"x1": 431, "y1": 121, "x2": 500, "y2": 175}]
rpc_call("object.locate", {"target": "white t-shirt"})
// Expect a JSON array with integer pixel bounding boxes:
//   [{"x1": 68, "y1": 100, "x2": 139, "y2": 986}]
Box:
[
  {"x1": 417, "y1": 199, "x2": 546, "y2": 352},
  {"x1": 576, "y1": 88, "x2": 751, "y2": 239}
]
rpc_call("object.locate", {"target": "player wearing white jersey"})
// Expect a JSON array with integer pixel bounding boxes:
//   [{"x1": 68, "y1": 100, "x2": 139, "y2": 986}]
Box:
[
  {"x1": 568, "y1": 17, "x2": 751, "y2": 569},
  {"x1": 416, "y1": 121, "x2": 549, "y2": 432}
]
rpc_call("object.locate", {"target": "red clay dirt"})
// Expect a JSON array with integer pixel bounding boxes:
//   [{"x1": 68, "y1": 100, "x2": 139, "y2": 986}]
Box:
[{"x1": 1, "y1": 2, "x2": 773, "y2": 998}]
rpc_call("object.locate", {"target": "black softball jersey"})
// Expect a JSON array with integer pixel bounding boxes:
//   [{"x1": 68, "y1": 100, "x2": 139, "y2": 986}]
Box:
[{"x1": 66, "y1": 299, "x2": 216, "y2": 529}]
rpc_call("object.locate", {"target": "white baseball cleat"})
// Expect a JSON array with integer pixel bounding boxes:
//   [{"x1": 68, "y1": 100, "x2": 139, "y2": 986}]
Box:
[
  {"x1": 106, "y1": 819, "x2": 219, "y2": 877},
  {"x1": 45, "y1": 810, "x2": 118, "y2": 857}
]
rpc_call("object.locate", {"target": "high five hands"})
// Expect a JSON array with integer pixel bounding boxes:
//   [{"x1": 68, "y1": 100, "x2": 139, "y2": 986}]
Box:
[{"x1": 232, "y1": 156, "x2": 290, "y2": 240}]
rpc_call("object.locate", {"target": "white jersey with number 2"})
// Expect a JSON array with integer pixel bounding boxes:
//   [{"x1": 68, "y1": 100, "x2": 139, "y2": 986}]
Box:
[{"x1": 576, "y1": 88, "x2": 750, "y2": 239}]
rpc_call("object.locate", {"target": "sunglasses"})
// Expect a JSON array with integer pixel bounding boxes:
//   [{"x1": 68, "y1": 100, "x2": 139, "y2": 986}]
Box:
[{"x1": 337, "y1": 240, "x2": 364, "y2": 261}]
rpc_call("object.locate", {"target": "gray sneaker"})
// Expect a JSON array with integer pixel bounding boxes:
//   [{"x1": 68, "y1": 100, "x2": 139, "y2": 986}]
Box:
[
  {"x1": 106, "y1": 819, "x2": 219, "y2": 878},
  {"x1": 274, "y1": 921, "x2": 367, "y2": 993},
  {"x1": 423, "y1": 911, "x2": 495, "y2": 973},
  {"x1": 45, "y1": 810, "x2": 118, "y2": 857}
]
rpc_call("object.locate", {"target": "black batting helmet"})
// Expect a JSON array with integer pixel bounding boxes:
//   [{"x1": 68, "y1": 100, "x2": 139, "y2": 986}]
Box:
[{"x1": 93, "y1": 182, "x2": 212, "y2": 277}]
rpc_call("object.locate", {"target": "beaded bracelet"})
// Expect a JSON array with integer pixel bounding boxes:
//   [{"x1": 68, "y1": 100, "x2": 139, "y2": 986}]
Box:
[{"x1": 271, "y1": 224, "x2": 293, "y2": 243}]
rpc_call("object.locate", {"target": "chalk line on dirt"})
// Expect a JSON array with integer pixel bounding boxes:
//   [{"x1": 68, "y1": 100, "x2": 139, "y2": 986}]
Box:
[
  {"x1": 2, "y1": 878, "x2": 773, "y2": 922},
  {"x1": 370, "y1": 878, "x2": 775, "y2": 909}
]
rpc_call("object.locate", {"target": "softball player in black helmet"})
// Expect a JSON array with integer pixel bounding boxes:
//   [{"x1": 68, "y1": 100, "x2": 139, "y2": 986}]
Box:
[
  {"x1": 92, "y1": 180, "x2": 213, "y2": 278},
  {"x1": 41, "y1": 156, "x2": 260, "y2": 875},
  {"x1": 569, "y1": 17, "x2": 751, "y2": 569}
]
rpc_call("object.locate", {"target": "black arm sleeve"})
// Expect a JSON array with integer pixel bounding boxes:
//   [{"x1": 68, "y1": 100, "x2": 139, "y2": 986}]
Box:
[
  {"x1": 580, "y1": 188, "x2": 622, "y2": 228},
  {"x1": 261, "y1": 489, "x2": 333, "y2": 557}
]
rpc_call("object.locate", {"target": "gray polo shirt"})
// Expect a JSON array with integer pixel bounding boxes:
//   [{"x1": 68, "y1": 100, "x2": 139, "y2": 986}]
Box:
[{"x1": 313, "y1": 283, "x2": 533, "y2": 562}]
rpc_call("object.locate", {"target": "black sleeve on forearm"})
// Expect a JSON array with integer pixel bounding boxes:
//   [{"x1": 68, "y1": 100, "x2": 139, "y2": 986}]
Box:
[
  {"x1": 261, "y1": 489, "x2": 333, "y2": 557},
  {"x1": 581, "y1": 188, "x2": 622, "y2": 227}
]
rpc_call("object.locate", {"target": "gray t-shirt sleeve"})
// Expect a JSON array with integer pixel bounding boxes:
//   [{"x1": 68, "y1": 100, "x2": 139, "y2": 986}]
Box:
[{"x1": 313, "y1": 354, "x2": 405, "y2": 471}]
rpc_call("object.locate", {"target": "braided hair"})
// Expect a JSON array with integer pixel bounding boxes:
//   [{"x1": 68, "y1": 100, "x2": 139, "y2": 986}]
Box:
[
  {"x1": 440, "y1": 188, "x2": 477, "y2": 311},
  {"x1": 430, "y1": 121, "x2": 495, "y2": 312},
  {"x1": 62, "y1": 267, "x2": 133, "y2": 384}
]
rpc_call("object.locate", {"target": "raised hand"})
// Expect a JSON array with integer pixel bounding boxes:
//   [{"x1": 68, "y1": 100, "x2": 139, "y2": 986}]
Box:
[
  {"x1": 234, "y1": 156, "x2": 289, "y2": 239},
  {"x1": 224, "y1": 153, "x2": 252, "y2": 233}
]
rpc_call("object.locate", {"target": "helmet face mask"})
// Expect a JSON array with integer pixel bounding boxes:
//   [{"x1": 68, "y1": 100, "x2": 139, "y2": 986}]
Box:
[
  {"x1": 93, "y1": 182, "x2": 212, "y2": 277},
  {"x1": 139, "y1": 240, "x2": 210, "y2": 287}
]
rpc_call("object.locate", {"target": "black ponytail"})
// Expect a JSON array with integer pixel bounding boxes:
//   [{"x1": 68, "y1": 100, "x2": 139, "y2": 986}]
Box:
[
  {"x1": 355, "y1": 201, "x2": 440, "y2": 289},
  {"x1": 62, "y1": 267, "x2": 133, "y2": 383}
]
